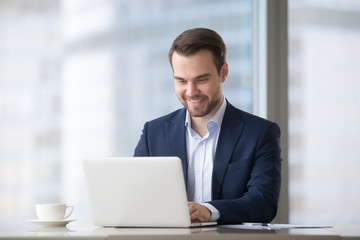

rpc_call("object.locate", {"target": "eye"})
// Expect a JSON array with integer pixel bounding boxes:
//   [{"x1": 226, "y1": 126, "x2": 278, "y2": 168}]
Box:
[
  {"x1": 197, "y1": 78, "x2": 208, "y2": 83},
  {"x1": 176, "y1": 79, "x2": 187, "y2": 84}
]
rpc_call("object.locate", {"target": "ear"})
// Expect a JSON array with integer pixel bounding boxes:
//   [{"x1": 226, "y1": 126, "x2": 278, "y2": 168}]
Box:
[{"x1": 221, "y1": 62, "x2": 229, "y2": 83}]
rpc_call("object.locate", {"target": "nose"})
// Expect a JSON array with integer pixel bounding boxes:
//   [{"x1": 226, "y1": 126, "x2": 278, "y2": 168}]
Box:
[{"x1": 186, "y1": 82, "x2": 199, "y2": 97}]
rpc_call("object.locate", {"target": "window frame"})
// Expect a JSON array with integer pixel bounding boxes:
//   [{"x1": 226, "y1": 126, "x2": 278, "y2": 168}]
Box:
[{"x1": 252, "y1": 0, "x2": 289, "y2": 223}]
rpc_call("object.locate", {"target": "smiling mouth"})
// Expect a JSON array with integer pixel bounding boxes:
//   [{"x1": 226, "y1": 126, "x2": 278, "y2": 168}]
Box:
[
  {"x1": 189, "y1": 99, "x2": 202, "y2": 103},
  {"x1": 187, "y1": 99, "x2": 205, "y2": 108}
]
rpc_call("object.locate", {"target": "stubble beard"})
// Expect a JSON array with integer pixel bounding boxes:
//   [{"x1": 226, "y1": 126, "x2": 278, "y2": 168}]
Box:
[{"x1": 181, "y1": 94, "x2": 222, "y2": 118}]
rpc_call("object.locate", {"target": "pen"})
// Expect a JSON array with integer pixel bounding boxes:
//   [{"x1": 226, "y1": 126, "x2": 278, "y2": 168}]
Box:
[{"x1": 242, "y1": 223, "x2": 271, "y2": 226}]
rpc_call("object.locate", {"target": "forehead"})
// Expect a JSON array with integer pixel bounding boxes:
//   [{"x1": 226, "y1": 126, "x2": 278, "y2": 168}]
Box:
[{"x1": 171, "y1": 50, "x2": 217, "y2": 77}]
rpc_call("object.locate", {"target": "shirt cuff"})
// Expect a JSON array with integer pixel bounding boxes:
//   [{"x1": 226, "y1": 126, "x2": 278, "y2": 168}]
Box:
[{"x1": 202, "y1": 203, "x2": 220, "y2": 222}]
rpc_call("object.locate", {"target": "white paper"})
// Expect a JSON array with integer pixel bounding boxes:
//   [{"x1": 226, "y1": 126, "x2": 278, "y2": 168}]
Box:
[{"x1": 220, "y1": 223, "x2": 333, "y2": 230}]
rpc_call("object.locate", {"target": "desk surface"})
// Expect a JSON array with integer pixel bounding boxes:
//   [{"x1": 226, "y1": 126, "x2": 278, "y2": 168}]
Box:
[
  {"x1": 328, "y1": 225, "x2": 360, "y2": 240},
  {"x1": 0, "y1": 224, "x2": 359, "y2": 240}
]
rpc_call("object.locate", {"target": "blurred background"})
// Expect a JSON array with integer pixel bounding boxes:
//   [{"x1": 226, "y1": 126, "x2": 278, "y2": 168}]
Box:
[{"x1": 0, "y1": 0, "x2": 359, "y2": 226}]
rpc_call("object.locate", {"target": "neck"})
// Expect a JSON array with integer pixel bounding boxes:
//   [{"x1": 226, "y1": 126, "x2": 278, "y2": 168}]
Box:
[{"x1": 191, "y1": 117, "x2": 209, "y2": 138}]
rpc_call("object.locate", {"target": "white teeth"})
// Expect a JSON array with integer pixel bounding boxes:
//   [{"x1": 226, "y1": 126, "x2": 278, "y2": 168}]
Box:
[{"x1": 190, "y1": 99, "x2": 201, "y2": 103}]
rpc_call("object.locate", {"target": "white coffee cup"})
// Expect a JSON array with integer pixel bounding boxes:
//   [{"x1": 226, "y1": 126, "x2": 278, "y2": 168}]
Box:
[{"x1": 36, "y1": 203, "x2": 74, "y2": 221}]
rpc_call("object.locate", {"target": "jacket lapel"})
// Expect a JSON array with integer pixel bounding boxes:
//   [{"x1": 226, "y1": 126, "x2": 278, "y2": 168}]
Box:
[
  {"x1": 212, "y1": 102, "x2": 245, "y2": 200},
  {"x1": 165, "y1": 108, "x2": 188, "y2": 185}
]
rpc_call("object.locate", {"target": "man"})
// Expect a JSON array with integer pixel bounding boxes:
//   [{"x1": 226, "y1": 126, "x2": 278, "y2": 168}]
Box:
[{"x1": 134, "y1": 28, "x2": 281, "y2": 225}]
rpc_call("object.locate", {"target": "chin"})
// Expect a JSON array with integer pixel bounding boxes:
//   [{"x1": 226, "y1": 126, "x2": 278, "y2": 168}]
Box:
[{"x1": 187, "y1": 108, "x2": 211, "y2": 118}]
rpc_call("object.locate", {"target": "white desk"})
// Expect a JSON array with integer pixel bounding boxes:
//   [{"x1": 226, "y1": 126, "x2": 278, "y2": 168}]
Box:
[
  {"x1": 328, "y1": 225, "x2": 360, "y2": 240},
  {"x1": 0, "y1": 224, "x2": 359, "y2": 240}
]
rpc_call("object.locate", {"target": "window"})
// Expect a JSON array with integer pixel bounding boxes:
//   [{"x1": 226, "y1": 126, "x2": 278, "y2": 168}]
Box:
[
  {"x1": 288, "y1": 0, "x2": 360, "y2": 224},
  {"x1": 0, "y1": 0, "x2": 252, "y2": 224}
]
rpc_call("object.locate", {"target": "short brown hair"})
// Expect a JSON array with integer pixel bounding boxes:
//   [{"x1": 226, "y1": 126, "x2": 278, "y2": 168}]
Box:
[{"x1": 168, "y1": 28, "x2": 227, "y2": 75}]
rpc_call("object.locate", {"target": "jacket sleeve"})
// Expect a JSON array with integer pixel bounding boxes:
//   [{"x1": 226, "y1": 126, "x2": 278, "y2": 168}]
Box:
[{"x1": 209, "y1": 122, "x2": 282, "y2": 224}]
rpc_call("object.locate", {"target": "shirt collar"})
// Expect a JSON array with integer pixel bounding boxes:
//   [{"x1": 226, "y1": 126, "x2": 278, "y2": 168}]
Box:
[{"x1": 185, "y1": 97, "x2": 227, "y2": 129}]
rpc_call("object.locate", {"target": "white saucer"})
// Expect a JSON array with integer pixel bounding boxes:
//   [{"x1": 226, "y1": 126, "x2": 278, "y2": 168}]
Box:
[{"x1": 26, "y1": 219, "x2": 76, "y2": 227}]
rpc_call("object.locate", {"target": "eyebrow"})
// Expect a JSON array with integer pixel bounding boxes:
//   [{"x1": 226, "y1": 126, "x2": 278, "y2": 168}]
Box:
[
  {"x1": 195, "y1": 73, "x2": 211, "y2": 79},
  {"x1": 174, "y1": 73, "x2": 211, "y2": 81}
]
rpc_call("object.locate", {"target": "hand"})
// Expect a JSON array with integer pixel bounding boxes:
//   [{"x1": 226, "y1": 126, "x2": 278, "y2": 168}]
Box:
[{"x1": 188, "y1": 202, "x2": 211, "y2": 222}]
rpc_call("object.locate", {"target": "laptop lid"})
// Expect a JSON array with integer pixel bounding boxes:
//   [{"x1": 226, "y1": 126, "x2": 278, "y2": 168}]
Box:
[{"x1": 83, "y1": 157, "x2": 207, "y2": 228}]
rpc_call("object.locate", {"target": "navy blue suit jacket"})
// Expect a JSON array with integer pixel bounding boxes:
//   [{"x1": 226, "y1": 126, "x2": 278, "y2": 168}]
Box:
[{"x1": 134, "y1": 101, "x2": 282, "y2": 224}]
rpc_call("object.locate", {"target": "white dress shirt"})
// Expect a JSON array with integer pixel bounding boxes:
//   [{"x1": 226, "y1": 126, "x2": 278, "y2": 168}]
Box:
[{"x1": 185, "y1": 98, "x2": 227, "y2": 221}]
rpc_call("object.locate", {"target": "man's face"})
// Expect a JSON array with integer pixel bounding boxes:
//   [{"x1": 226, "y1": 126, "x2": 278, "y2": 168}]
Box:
[{"x1": 172, "y1": 49, "x2": 228, "y2": 121}]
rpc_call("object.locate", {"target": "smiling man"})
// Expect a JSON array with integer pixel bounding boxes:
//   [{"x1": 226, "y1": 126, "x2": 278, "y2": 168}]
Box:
[
  {"x1": 172, "y1": 49, "x2": 227, "y2": 138},
  {"x1": 134, "y1": 28, "x2": 282, "y2": 224}
]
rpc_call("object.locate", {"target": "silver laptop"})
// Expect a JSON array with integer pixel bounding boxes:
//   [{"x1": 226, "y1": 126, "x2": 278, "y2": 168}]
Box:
[{"x1": 83, "y1": 157, "x2": 217, "y2": 228}]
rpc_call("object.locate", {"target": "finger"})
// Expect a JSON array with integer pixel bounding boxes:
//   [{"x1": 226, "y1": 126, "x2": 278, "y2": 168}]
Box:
[
  {"x1": 190, "y1": 210, "x2": 206, "y2": 222},
  {"x1": 188, "y1": 202, "x2": 197, "y2": 214},
  {"x1": 188, "y1": 202, "x2": 200, "y2": 219},
  {"x1": 190, "y1": 209, "x2": 200, "y2": 221},
  {"x1": 188, "y1": 203, "x2": 211, "y2": 222}
]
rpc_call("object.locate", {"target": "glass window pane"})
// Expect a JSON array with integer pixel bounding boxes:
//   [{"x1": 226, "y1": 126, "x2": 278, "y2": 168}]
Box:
[
  {"x1": 0, "y1": 0, "x2": 252, "y2": 224},
  {"x1": 288, "y1": 0, "x2": 360, "y2": 224}
]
